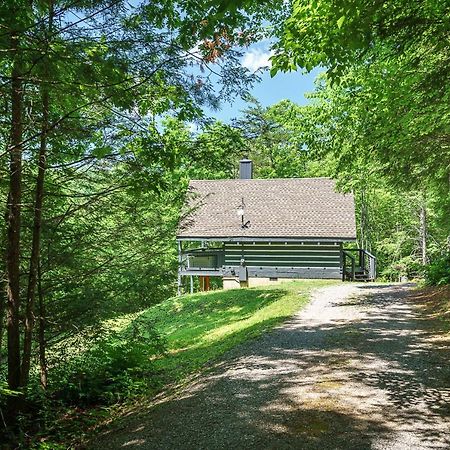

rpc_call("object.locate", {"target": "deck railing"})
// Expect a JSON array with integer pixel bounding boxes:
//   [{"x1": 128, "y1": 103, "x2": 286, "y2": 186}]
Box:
[
  {"x1": 180, "y1": 247, "x2": 224, "y2": 275},
  {"x1": 342, "y1": 250, "x2": 356, "y2": 281},
  {"x1": 179, "y1": 246, "x2": 376, "y2": 282},
  {"x1": 342, "y1": 249, "x2": 376, "y2": 281}
]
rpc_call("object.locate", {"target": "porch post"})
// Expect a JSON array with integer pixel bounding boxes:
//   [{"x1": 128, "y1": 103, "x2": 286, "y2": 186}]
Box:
[{"x1": 177, "y1": 240, "x2": 182, "y2": 296}]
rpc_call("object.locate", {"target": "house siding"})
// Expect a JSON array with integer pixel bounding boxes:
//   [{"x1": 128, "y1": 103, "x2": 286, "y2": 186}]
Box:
[
  {"x1": 180, "y1": 241, "x2": 344, "y2": 282},
  {"x1": 224, "y1": 242, "x2": 341, "y2": 268},
  {"x1": 222, "y1": 241, "x2": 342, "y2": 280}
]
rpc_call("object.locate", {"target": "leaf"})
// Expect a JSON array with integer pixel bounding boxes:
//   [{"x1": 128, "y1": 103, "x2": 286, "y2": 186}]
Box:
[{"x1": 337, "y1": 15, "x2": 346, "y2": 29}]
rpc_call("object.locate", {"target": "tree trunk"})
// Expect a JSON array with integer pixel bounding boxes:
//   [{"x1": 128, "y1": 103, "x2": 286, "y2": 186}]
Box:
[
  {"x1": 0, "y1": 232, "x2": 7, "y2": 366},
  {"x1": 358, "y1": 186, "x2": 370, "y2": 250},
  {"x1": 6, "y1": 33, "x2": 23, "y2": 394},
  {"x1": 419, "y1": 194, "x2": 427, "y2": 266},
  {"x1": 20, "y1": 0, "x2": 54, "y2": 388},
  {"x1": 37, "y1": 259, "x2": 47, "y2": 390},
  {"x1": 0, "y1": 291, "x2": 6, "y2": 368},
  {"x1": 21, "y1": 88, "x2": 49, "y2": 386}
]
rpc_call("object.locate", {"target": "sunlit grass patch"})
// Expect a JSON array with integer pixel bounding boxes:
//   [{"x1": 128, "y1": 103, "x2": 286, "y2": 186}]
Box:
[{"x1": 135, "y1": 279, "x2": 339, "y2": 384}]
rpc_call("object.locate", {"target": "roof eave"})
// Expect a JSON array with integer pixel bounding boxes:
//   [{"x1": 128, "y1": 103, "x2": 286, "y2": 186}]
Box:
[{"x1": 176, "y1": 236, "x2": 357, "y2": 243}]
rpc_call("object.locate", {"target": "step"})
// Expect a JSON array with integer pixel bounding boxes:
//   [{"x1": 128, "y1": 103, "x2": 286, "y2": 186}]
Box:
[{"x1": 354, "y1": 275, "x2": 370, "y2": 280}]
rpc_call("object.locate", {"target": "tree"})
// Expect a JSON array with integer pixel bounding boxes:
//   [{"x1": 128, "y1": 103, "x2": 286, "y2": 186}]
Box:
[
  {"x1": 0, "y1": 0, "x2": 276, "y2": 413},
  {"x1": 234, "y1": 98, "x2": 311, "y2": 178},
  {"x1": 273, "y1": 0, "x2": 450, "y2": 77}
]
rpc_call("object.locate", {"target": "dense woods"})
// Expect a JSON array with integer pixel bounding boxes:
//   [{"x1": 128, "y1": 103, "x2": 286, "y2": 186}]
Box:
[{"x1": 0, "y1": 0, "x2": 448, "y2": 446}]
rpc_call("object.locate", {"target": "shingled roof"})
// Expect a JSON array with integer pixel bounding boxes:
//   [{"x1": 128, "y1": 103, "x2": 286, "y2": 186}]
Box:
[{"x1": 177, "y1": 177, "x2": 356, "y2": 241}]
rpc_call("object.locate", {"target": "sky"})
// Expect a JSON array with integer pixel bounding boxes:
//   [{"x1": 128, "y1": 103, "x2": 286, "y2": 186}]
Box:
[
  {"x1": 63, "y1": 2, "x2": 321, "y2": 125},
  {"x1": 207, "y1": 45, "x2": 322, "y2": 123}
]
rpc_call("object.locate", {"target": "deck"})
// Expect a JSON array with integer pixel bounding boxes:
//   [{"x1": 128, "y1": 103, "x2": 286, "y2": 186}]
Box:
[{"x1": 178, "y1": 246, "x2": 376, "y2": 286}]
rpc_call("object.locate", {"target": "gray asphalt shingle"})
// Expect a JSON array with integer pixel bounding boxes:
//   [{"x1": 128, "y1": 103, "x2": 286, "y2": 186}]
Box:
[{"x1": 177, "y1": 177, "x2": 356, "y2": 240}]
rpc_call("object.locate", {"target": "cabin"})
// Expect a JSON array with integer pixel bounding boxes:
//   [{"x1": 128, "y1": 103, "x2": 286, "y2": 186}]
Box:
[{"x1": 177, "y1": 159, "x2": 376, "y2": 293}]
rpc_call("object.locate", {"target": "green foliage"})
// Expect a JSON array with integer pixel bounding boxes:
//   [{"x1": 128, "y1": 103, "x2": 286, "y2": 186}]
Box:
[
  {"x1": 0, "y1": 380, "x2": 20, "y2": 397},
  {"x1": 425, "y1": 254, "x2": 450, "y2": 286},
  {"x1": 50, "y1": 318, "x2": 166, "y2": 406},
  {"x1": 233, "y1": 98, "x2": 312, "y2": 178},
  {"x1": 162, "y1": 118, "x2": 245, "y2": 181},
  {"x1": 380, "y1": 256, "x2": 422, "y2": 282},
  {"x1": 273, "y1": 0, "x2": 450, "y2": 78},
  {"x1": 39, "y1": 163, "x2": 181, "y2": 332}
]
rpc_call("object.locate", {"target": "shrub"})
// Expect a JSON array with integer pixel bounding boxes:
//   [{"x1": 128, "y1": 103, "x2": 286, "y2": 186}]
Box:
[
  {"x1": 425, "y1": 254, "x2": 450, "y2": 286},
  {"x1": 380, "y1": 255, "x2": 422, "y2": 281},
  {"x1": 50, "y1": 318, "x2": 166, "y2": 406}
]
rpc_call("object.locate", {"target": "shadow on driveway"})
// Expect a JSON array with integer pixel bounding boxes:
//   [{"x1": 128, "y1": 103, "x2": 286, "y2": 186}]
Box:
[{"x1": 88, "y1": 283, "x2": 450, "y2": 450}]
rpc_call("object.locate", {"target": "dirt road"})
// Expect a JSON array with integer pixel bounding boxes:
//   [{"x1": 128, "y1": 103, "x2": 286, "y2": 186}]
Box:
[{"x1": 89, "y1": 283, "x2": 450, "y2": 449}]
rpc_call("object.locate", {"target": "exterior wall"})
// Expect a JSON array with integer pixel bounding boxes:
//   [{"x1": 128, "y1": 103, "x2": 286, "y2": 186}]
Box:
[
  {"x1": 224, "y1": 242, "x2": 342, "y2": 279},
  {"x1": 224, "y1": 277, "x2": 285, "y2": 289},
  {"x1": 247, "y1": 277, "x2": 292, "y2": 287},
  {"x1": 223, "y1": 277, "x2": 241, "y2": 290}
]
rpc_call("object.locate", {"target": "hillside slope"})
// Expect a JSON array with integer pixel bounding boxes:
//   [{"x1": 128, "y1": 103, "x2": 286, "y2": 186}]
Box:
[
  {"x1": 41, "y1": 280, "x2": 338, "y2": 447},
  {"x1": 142, "y1": 279, "x2": 339, "y2": 385}
]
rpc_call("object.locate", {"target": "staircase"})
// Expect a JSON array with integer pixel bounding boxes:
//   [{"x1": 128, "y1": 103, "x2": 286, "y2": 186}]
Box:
[{"x1": 342, "y1": 249, "x2": 376, "y2": 282}]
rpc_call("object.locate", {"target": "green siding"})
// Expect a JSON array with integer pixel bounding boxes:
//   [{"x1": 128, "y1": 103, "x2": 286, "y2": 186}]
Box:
[{"x1": 224, "y1": 242, "x2": 341, "y2": 268}]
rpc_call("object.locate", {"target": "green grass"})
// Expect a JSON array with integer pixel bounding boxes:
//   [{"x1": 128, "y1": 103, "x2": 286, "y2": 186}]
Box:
[
  {"x1": 32, "y1": 280, "x2": 339, "y2": 448},
  {"x1": 137, "y1": 279, "x2": 339, "y2": 385},
  {"x1": 49, "y1": 279, "x2": 339, "y2": 395}
]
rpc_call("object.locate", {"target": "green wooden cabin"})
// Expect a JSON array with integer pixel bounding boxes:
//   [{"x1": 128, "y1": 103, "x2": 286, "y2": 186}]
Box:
[{"x1": 177, "y1": 160, "x2": 375, "y2": 293}]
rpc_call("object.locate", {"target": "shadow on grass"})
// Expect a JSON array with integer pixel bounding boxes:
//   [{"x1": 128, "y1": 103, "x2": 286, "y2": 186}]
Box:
[
  {"x1": 140, "y1": 288, "x2": 292, "y2": 382},
  {"x1": 87, "y1": 283, "x2": 450, "y2": 450}
]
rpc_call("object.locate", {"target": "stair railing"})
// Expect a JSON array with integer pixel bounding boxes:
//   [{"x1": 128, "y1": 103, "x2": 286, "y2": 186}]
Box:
[
  {"x1": 342, "y1": 248, "x2": 376, "y2": 281},
  {"x1": 363, "y1": 250, "x2": 377, "y2": 280},
  {"x1": 342, "y1": 250, "x2": 356, "y2": 281}
]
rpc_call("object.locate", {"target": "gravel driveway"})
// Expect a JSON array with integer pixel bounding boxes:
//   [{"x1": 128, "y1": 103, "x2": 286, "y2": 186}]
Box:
[{"x1": 89, "y1": 283, "x2": 450, "y2": 449}]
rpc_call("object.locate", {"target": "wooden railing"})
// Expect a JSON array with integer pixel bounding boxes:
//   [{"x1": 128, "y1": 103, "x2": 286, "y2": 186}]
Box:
[
  {"x1": 342, "y1": 248, "x2": 376, "y2": 281},
  {"x1": 364, "y1": 250, "x2": 377, "y2": 280},
  {"x1": 342, "y1": 250, "x2": 356, "y2": 281}
]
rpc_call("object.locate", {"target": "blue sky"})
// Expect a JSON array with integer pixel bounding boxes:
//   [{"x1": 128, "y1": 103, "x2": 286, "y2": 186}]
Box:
[{"x1": 207, "y1": 45, "x2": 322, "y2": 123}]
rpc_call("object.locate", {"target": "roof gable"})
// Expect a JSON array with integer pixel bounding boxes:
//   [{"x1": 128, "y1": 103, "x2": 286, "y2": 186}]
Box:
[{"x1": 177, "y1": 177, "x2": 356, "y2": 241}]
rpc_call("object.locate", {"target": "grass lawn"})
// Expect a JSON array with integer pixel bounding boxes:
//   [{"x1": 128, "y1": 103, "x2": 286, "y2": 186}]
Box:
[
  {"x1": 43, "y1": 280, "x2": 339, "y2": 447},
  {"x1": 139, "y1": 279, "x2": 339, "y2": 386}
]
